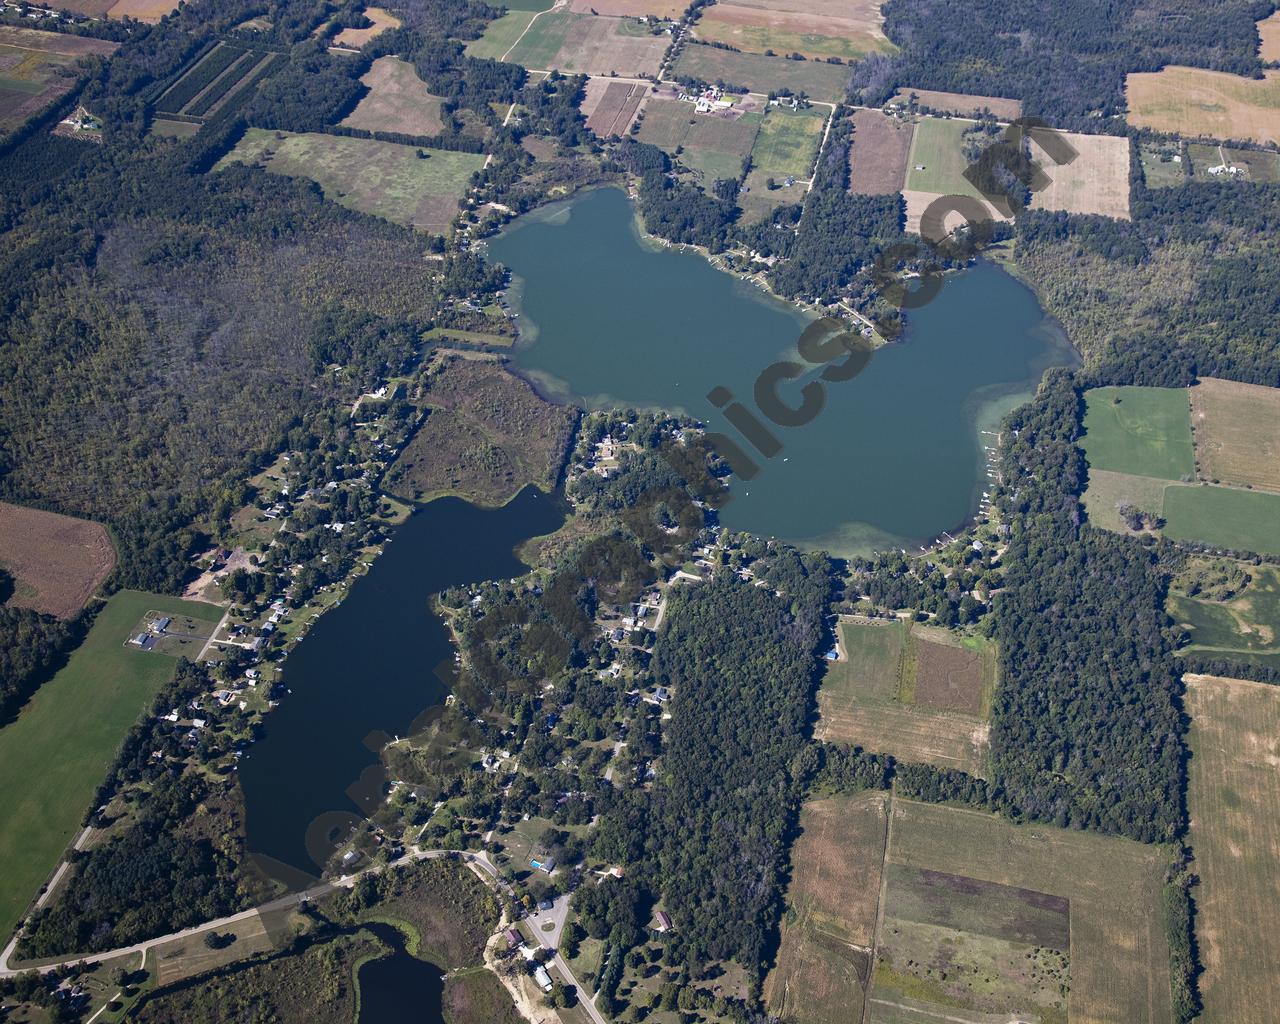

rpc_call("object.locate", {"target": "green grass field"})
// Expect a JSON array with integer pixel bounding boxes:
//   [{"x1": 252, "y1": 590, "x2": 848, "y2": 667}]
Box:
[
  {"x1": 218, "y1": 129, "x2": 485, "y2": 234},
  {"x1": 464, "y1": 10, "x2": 537, "y2": 60},
  {"x1": 903, "y1": 116, "x2": 988, "y2": 200},
  {"x1": 749, "y1": 105, "x2": 827, "y2": 180},
  {"x1": 1163, "y1": 484, "x2": 1280, "y2": 556},
  {"x1": 1138, "y1": 141, "x2": 1187, "y2": 188},
  {"x1": 634, "y1": 99, "x2": 761, "y2": 184},
  {"x1": 494, "y1": 10, "x2": 666, "y2": 76},
  {"x1": 1168, "y1": 562, "x2": 1280, "y2": 670},
  {"x1": 0, "y1": 590, "x2": 222, "y2": 940},
  {"x1": 1080, "y1": 467, "x2": 1172, "y2": 532},
  {"x1": 1081, "y1": 385, "x2": 1195, "y2": 480},
  {"x1": 693, "y1": 13, "x2": 894, "y2": 62},
  {"x1": 672, "y1": 43, "x2": 852, "y2": 103}
]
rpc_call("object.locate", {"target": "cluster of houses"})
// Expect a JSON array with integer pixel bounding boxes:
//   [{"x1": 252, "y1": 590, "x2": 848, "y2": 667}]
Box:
[{"x1": 677, "y1": 85, "x2": 736, "y2": 115}]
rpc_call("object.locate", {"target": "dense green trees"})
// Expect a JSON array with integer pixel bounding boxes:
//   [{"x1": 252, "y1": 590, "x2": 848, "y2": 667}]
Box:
[
  {"x1": 988, "y1": 370, "x2": 1184, "y2": 842},
  {"x1": 0, "y1": 583, "x2": 80, "y2": 723},
  {"x1": 862, "y1": 0, "x2": 1270, "y2": 129}
]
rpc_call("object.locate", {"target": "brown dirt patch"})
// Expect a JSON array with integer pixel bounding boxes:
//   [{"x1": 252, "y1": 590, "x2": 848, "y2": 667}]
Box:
[
  {"x1": 333, "y1": 6, "x2": 401, "y2": 47},
  {"x1": 1125, "y1": 65, "x2": 1280, "y2": 145},
  {"x1": 0, "y1": 501, "x2": 115, "y2": 619},
  {"x1": 1190, "y1": 377, "x2": 1280, "y2": 493},
  {"x1": 105, "y1": 0, "x2": 178, "y2": 21},
  {"x1": 891, "y1": 87, "x2": 1022, "y2": 121},
  {"x1": 342, "y1": 56, "x2": 445, "y2": 137},
  {"x1": 582, "y1": 78, "x2": 646, "y2": 137},
  {"x1": 913, "y1": 639, "x2": 985, "y2": 715},
  {"x1": 848, "y1": 108, "x2": 913, "y2": 194}
]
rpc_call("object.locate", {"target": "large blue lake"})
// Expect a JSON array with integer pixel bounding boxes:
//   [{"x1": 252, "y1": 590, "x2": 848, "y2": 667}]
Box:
[{"x1": 489, "y1": 186, "x2": 1077, "y2": 555}]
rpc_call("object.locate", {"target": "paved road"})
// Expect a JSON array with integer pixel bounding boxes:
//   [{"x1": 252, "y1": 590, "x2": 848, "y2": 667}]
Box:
[{"x1": 0, "y1": 846, "x2": 466, "y2": 977}]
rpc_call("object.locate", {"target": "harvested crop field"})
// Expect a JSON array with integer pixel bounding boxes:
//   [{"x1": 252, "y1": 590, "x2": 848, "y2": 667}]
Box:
[
  {"x1": 105, "y1": 0, "x2": 178, "y2": 20},
  {"x1": 384, "y1": 355, "x2": 576, "y2": 507},
  {"x1": 1125, "y1": 66, "x2": 1280, "y2": 145},
  {"x1": 501, "y1": 10, "x2": 668, "y2": 76},
  {"x1": 0, "y1": 26, "x2": 117, "y2": 137},
  {"x1": 764, "y1": 791, "x2": 887, "y2": 1024},
  {"x1": 1184, "y1": 673, "x2": 1280, "y2": 1024},
  {"x1": 582, "y1": 78, "x2": 647, "y2": 137},
  {"x1": 569, "y1": 0, "x2": 685, "y2": 15},
  {"x1": 817, "y1": 619, "x2": 992, "y2": 775},
  {"x1": 218, "y1": 128, "x2": 485, "y2": 234},
  {"x1": 672, "y1": 42, "x2": 851, "y2": 102},
  {"x1": 342, "y1": 56, "x2": 445, "y2": 136},
  {"x1": 1261, "y1": 10, "x2": 1280, "y2": 62},
  {"x1": 0, "y1": 502, "x2": 114, "y2": 619},
  {"x1": 1190, "y1": 376, "x2": 1280, "y2": 492},
  {"x1": 634, "y1": 96, "x2": 761, "y2": 181},
  {"x1": 1028, "y1": 129, "x2": 1131, "y2": 220},
  {"x1": 848, "y1": 108, "x2": 913, "y2": 194},
  {"x1": 333, "y1": 6, "x2": 401, "y2": 47},
  {"x1": 692, "y1": 0, "x2": 894, "y2": 62},
  {"x1": 877, "y1": 799, "x2": 1172, "y2": 1024},
  {"x1": 890, "y1": 87, "x2": 1022, "y2": 121}
]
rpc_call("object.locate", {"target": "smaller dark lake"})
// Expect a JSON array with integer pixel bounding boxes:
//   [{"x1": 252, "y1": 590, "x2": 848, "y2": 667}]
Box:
[
  {"x1": 239, "y1": 486, "x2": 564, "y2": 882},
  {"x1": 357, "y1": 922, "x2": 445, "y2": 1024}
]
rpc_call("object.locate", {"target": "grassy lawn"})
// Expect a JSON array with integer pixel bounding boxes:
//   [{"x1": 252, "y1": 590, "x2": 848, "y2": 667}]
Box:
[
  {"x1": 464, "y1": 9, "x2": 537, "y2": 60},
  {"x1": 0, "y1": 590, "x2": 222, "y2": 939},
  {"x1": 672, "y1": 43, "x2": 852, "y2": 103},
  {"x1": 1168, "y1": 562, "x2": 1280, "y2": 671},
  {"x1": 500, "y1": 8, "x2": 574, "y2": 68},
  {"x1": 1163, "y1": 483, "x2": 1280, "y2": 556},
  {"x1": 903, "y1": 116, "x2": 987, "y2": 199},
  {"x1": 1080, "y1": 385, "x2": 1195, "y2": 480},
  {"x1": 749, "y1": 105, "x2": 827, "y2": 180},
  {"x1": 424, "y1": 327, "x2": 515, "y2": 347},
  {"x1": 694, "y1": 12, "x2": 894, "y2": 62},
  {"x1": 218, "y1": 128, "x2": 485, "y2": 234}
]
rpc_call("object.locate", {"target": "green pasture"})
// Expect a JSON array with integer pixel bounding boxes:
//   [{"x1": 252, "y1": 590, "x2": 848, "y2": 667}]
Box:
[
  {"x1": 749, "y1": 105, "x2": 827, "y2": 180},
  {"x1": 1169, "y1": 563, "x2": 1280, "y2": 670},
  {"x1": 465, "y1": 9, "x2": 538, "y2": 61},
  {"x1": 0, "y1": 590, "x2": 222, "y2": 942},
  {"x1": 903, "y1": 116, "x2": 988, "y2": 200},
  {"x1": 499, "y1": 8, "x2": 573, "y2": 69},
  {"x1": 1163, "y1": 484, "x2": 1280, "y2": 557},
  {"x1": 218, "y1": 129, "x2": 485, "y2": 234},
  {"x1": 1080, "y1": 385, "x2": 1195, "y2": 480},
  {"x1": 672, "y1": 44, "x2": 852, "y2": 103}
]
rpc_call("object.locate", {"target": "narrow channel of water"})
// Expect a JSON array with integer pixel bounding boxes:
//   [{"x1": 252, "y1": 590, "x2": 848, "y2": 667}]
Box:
[
  {"x1": 239, "y1": 487, "x2": 564, "y2": 883},
  {"x1": 488, "y1": 186, "x2": 1078, "y2": 555}
]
